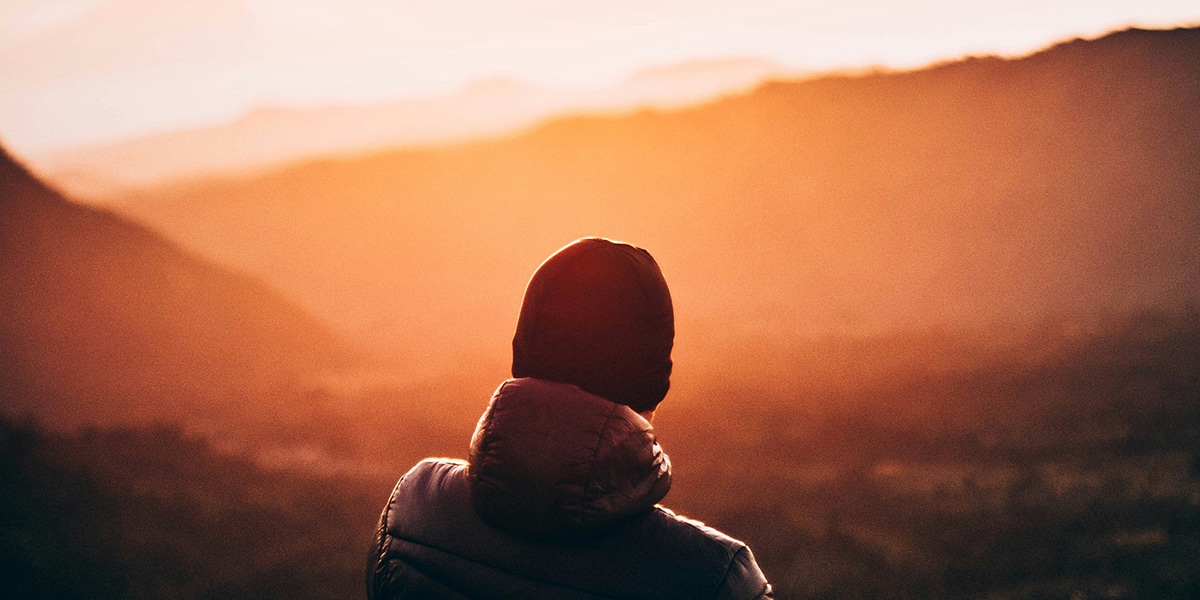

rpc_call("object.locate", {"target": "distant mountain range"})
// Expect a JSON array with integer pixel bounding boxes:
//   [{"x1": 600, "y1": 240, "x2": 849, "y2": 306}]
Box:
[
  {"x1": 32, "y1": 57, "x2": 792, "y2": 199},
  {"x1": 0, "y1": 145, "x2": 353, "y2": 428},
  {"x1": 90, "y1": 27, "x2": 1200, "y2": 369}
]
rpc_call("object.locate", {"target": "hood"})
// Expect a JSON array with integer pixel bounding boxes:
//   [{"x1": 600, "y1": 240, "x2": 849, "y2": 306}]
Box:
[
  {"x1": 512, "y1": 238, "x2": 674, "y2": 413},
  {"x1": 466, "y1": 378, "x2": 672, "y2": 541}
]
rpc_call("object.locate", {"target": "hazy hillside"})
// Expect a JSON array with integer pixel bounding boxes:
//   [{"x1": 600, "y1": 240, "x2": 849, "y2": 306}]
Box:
[
  {"x1": 33, "y1": 58, "x2": 790, "y2": 197},
  {"x1": 112, "y1": 27, "x2": 1200, "y2": 369},
  {"x1": 0, "y1": 145, "x2": 353, "y2": 428}
]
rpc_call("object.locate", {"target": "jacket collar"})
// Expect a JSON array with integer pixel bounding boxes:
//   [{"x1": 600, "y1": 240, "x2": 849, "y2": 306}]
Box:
[{"x1": 466, "y1": 378, "x2": 672, "y2": 540}]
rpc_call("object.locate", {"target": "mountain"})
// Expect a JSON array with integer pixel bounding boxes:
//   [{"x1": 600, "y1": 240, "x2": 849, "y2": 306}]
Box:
[
  {"x1": 108, "y1": 27, "x2": 1200, "y2": 368},
  {"x1": 32, "y1": 58, "x2": 792, "y2": 198},
  {"x1": 0, "y1": 144, "x2": 353, "y2": 428}
]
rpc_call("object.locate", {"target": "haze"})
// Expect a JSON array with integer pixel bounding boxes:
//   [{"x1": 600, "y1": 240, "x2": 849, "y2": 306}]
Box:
[
  {"x1": 2, "y1": 0, "x2": 1199, "y2": 156},
  {"x1": 4, "y1": 4, "x2": 1200, "y2": 597}
]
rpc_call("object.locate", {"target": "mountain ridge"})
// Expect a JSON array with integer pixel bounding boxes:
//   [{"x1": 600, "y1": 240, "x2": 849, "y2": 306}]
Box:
[
  {"x1": 108, "y1": 26, "x2": 1200, "y2": 366},
  {"x1": 0, "y1": 144, "x2": 355, "y2": 428},
  {"x1": 30, "y1": 57, "x2": 793, "y2": 199}
]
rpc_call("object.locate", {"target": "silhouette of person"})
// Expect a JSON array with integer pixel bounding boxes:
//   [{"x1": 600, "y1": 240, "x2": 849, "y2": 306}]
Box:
[{"x1": 367, "y1": 237, "x2": 773, "y2": 599}]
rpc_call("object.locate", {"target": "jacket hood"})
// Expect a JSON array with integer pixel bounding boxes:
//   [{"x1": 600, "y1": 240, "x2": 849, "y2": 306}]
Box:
[
  {"x1": 512, "y1": 238, "x2": 674, "y2": 413},
  {"x1": 466, "y1": 378, "x2": 672, "y2": 541}
]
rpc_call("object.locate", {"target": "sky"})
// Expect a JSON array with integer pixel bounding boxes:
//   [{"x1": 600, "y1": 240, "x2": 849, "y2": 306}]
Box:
[{"x1": 1, "y1": 0, "x2": 1198, "y2": 156}]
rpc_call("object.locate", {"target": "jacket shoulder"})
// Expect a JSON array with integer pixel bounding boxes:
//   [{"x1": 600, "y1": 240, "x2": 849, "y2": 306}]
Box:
[
  {"x1": 368, "y1": 459, "x2": 470, "y2": 600},
  {"x1": 641, "y1": 507, "x2": 773, "y2": 599}
]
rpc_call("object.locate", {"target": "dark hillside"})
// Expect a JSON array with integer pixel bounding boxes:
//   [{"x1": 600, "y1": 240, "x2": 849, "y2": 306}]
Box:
[
  {"x1": 0, "y1": 418, "x2": 385, "y2": 600},
  {"x1": 2, "y1": 310, "x2": 1197, "y2": 600},
  {"x1": 659, "y1": 310, "x2": 1200, "y2": 598},
  {"x1": 0, "y1": 145, "x2": 353, "y2": 427}
]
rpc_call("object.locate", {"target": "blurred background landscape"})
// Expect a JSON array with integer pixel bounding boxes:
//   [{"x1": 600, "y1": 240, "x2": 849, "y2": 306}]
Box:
[{"x1": 3, "y1": 2, "x2": 1200, "y2": 598}]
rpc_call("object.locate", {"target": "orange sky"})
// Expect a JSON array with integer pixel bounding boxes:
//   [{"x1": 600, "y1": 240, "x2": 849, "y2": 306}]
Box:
[{"x1": 1, "y1": 0, "x2": 1198, "y2": 156}]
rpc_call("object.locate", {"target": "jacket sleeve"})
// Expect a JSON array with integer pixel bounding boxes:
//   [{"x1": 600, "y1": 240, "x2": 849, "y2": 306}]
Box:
[
  {"x1": 366, "y1": 472, "x2": 474, "y2": 600},
  {"x1": 713, "y1": 546, "x2": 773, "y2": 600},
  {"x1": 365, "y1": 503, "x2": 388, "y2": 600}
]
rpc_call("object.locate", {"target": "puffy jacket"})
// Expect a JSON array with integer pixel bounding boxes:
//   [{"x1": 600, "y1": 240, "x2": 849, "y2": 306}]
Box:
[{"x1": 367, "y1": 378, "x2": 773, "y2": 599}]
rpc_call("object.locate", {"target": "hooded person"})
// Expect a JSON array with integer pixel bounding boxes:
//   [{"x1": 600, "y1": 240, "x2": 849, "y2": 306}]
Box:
[{"x1": 366, "y1": 238, "x2": 773, "y2": 600}]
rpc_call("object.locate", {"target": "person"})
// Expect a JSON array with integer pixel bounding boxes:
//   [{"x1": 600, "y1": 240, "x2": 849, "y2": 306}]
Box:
[{"x1": 366, "y1": 237, "x2": 773, "y2": 599}]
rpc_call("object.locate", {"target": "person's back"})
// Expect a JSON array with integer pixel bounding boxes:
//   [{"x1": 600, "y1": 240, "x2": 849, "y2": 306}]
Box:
[{"x1": 366, "y1": 238, "x2": 772, "y2": 599}]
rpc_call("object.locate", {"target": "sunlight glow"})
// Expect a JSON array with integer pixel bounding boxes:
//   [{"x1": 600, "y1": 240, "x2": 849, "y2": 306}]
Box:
[{"x1": 0, "y1": 0, "x2": 1198, "y2": 155}]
